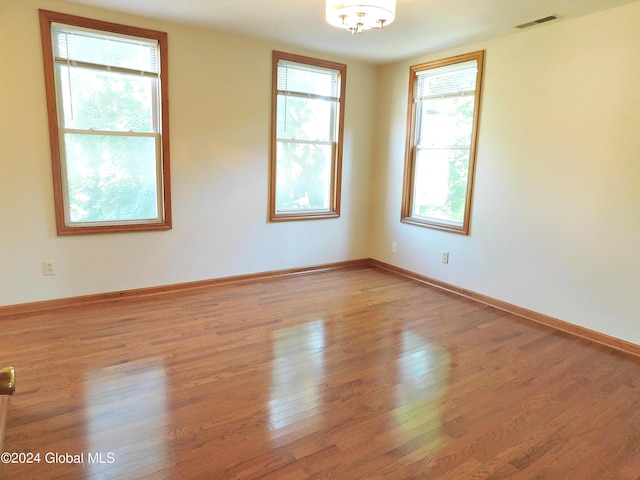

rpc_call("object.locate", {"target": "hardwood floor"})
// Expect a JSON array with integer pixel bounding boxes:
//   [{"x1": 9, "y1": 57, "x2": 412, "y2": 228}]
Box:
[{"x1": 1, "y1": 265, "x2": 640, "y2": 479}]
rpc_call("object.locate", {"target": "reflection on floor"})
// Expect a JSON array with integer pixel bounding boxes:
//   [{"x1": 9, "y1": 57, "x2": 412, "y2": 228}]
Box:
[
  {"x1": 269, "y1": 319, "x2": 326, "y2": 434},
  {"x1": 84, "y1": 359, "x2": 168, "y2": 478}
]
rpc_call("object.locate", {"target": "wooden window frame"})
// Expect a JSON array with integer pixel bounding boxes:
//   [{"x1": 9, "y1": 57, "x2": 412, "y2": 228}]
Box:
[
  {"x1": 39, "y1": 10, "x2": 171, "y2": 236},
  {"x1": 269, "y1": 51, "x2": 346, "y2": 222},
  {"x1": 401, "y1": 50, "x2": 484, "y2": 235}
]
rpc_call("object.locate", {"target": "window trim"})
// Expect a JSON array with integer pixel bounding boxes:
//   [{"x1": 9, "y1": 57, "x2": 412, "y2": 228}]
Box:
[
  {"x1": 401, "y1": 50, "x2": 484, "y2": 235},
  {"x1": 39, "y1": 9, "x2": 172, "y2": 235},
  {"x1": 269, "y1": 51, "x2": 346, "y2": 222}
]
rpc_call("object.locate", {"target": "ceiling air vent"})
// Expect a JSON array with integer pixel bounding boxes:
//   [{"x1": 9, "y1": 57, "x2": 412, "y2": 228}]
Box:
[{"x1": 515, "y1": 15, "x2": 558, "y2": 29}]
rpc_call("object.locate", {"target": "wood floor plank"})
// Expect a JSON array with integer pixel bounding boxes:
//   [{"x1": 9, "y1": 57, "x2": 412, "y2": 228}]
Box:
[{"x1": 1, "y1": 265, "x2": 640, "y2": 479}]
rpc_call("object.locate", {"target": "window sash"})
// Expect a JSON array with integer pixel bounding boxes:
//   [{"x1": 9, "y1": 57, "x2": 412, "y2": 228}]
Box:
[
  {"x1": 58, "y1": 131, "x2": 163, "y2": 226},
  {"x1": 54, "y1": 63, "x2": 160, "y2": 134},
  {"x1": 276, "y1": 93, "x2": 337, "y2": 144},
  {"x1": 275, "y1": 140, "x2": 335, "y2": 214},
  {"x1": 414, "y1": 95, "x2": 475, "y2": 149},
  {"x1": 411, "y1": 146, "x2": 471, "y2": 226}
]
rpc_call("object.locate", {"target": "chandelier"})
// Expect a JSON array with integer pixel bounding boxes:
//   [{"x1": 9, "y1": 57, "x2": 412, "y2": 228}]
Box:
[{"x1": 326, "y1": 1, "x2": 396, "y2": 35}]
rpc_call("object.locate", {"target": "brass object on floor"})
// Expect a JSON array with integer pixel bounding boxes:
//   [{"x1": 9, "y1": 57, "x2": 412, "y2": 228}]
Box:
[
  {"x1": 0, "y1": 366, "x2": 15, "y2": 453},
  {"x1": 0, "y1": 367, "x2": 15, "y2": 396}
]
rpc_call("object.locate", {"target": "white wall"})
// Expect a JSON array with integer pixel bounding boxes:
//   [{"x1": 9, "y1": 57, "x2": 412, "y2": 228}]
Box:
[
  {"x1": 370, "y1": 2, "x2": 640, "y2": 344},
  {"x1": 0, "y1": 0, "x2": 375, "y2": 305}
]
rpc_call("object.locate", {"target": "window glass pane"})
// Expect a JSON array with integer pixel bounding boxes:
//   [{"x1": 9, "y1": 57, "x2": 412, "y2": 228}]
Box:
[
  {"x1": 412, "y1": 147, "x2": 470, "y2": 225},
  {"x1": 64, "y1": 133, "x2": 159, "y2": 222},
  {"x1": 418, "y1": 96, "x2": 474, "y2": 148},
  {"x1": 275, "y1": 141, "x2": 332, "y2": 212},
  {"x1": 276, "y1": 95, "x2": 333, "y2": 142},
  {"x1": 57, "y1": 65, "x2": 156, "y2": 132}
]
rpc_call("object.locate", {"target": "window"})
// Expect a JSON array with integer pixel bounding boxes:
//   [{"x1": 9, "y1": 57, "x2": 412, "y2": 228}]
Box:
[
  {"x1": 39, "y1": 10, "x2": 171, "y2": 235},
  {"x1": 401, "y1": 51, "x2": 484, "y2": 234},
  {"x1": 269, "y1": 51, "x2": 346, "y2": 221}
]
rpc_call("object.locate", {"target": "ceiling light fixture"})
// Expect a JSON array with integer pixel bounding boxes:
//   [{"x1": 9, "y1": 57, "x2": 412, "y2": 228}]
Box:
[{"x1": 326, "y1": 1, "x2": 396, "y2": 36}]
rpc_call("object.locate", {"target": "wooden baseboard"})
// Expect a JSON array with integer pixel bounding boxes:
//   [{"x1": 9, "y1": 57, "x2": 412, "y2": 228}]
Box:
[
  {"x1": 0, "y1": 259, "x2": 370, "y2": 318},
  {"x1": 2, "y1": 257, "x2": 638, "y2": 358},
  {"x1": 369, "y1": 258, "x2": 640, "y2": 358}
]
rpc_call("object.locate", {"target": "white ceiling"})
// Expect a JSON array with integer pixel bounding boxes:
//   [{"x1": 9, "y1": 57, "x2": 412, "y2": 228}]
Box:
[{"x1": 63, "y1": 0, "x2": 637, "y2": 64}]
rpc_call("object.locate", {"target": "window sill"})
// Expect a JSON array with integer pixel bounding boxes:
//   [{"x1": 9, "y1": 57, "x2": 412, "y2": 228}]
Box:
[{"x1": 401, "y1": 216, "x2": 468, "y2": 235}]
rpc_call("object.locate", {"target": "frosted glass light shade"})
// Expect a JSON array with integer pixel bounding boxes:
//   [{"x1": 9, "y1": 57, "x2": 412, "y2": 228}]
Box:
[{"x1": 326, "y1": 1, "x2": 396, "y2": 34}]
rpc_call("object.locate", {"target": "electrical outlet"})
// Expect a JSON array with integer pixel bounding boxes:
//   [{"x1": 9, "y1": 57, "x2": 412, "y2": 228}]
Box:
[
  {"x1": 43, "y1": 260, "x2": 56, "y2": 275},
  {"x1": 441, "y1": 252, "x2": 450, "y2": 264},
  {"x1": 391, "y1": 241, "x2": 398, "y2": 253}
]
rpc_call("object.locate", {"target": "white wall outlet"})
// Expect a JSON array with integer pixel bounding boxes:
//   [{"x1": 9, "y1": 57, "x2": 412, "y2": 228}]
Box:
[
  {"x1": 43, "y1": 260, "x2": 56, "y2": 275},
  {"x1": 441, "y1": 252, "x2": 450, "y2": 264},
  {"x1": 391, "y1": 241, "x2": 398, "y2": 253}
]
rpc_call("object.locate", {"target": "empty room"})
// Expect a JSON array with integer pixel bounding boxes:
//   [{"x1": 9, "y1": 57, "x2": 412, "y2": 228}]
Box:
[{"x1": 1, "y1": 0, "x2": 640, "y2": 478}]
